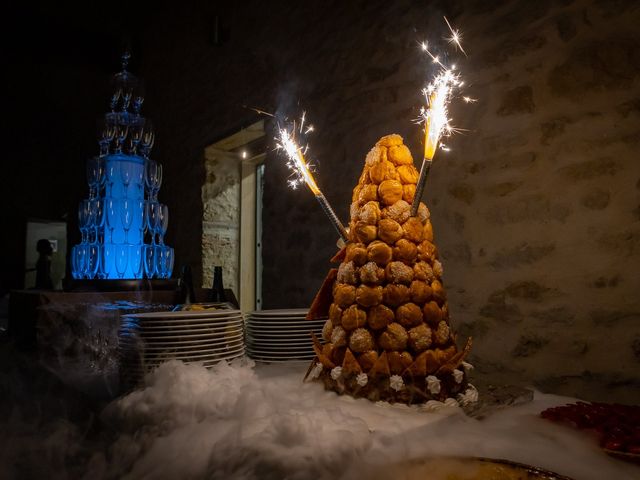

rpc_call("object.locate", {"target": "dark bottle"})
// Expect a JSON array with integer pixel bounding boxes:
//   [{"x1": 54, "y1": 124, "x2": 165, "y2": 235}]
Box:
[
  {"x1": 210, "y1": 266, "x2": 227, "y2": 302},
  {"x1": 177, "y1": 264, "x2": 196, "y2": 304}
]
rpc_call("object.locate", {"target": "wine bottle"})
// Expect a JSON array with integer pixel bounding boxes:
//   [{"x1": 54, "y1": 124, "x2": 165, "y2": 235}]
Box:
[
  {"x1": 178, "y1": 264, "x2": 196, "y2": 304},
  {"x1": 210, "y1": 266, "x2": 227, "y2": 302}
]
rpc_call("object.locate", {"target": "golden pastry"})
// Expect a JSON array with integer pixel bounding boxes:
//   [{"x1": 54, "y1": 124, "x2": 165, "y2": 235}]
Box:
[
  {"x1": 367, "y1": 240, "x2": 393, "y2": 266},
  {"x1": 322, "y1": 319, "x2": 334, "y2": 342},
  {"x1": 350, "y1": 201, "x2": 359, "y2": 221},
  {"x1": 402, "y1": 217, "x2": 424, "y2": 243},
  {"x1": 378, "y1": 179, "x2": 403, "y2": 206},
  {"x1": 382, "y1": 283, "x2": 410, "y2": 307},
  {"x1": 432, "y1": 260, "x2": 443, "y2": 278},
  {"x1": 383, "y1": 199, "x2": 411, "y2": 224},
  {"x1": 369, "y1": 160, "x2": 397, "y2": 184},
  {"x1": 423, "y1": 220, "x2": 434, "y2": 242},
  {"x1": 358, "y1": 201, "x2": 381, "y2": 225},
  {"x1": 358, "y1": 350, "x2": 379, "y2": 371},
  {"x1": 376, "y1": 134, "x2": 403, "y2": 147},
  {"x1": 329, "y1": 303, "x2": 343, "y2": 326},
  {"x1": 322, "y1": 342, "x2": 333, "y2": 359},
  {"x1": 365, "y1": 145, "x2": 382, "y2": 166},
  {"x1": 354, "y1": 221, "x2": 377, "y2": 244},
  {"x1": 337, "y1": 261, "x2": 357, "y2": 284},
  {"x1": 413, "y1": 261, "x2": 435, "y2": 282},
  {"x1": 417, "y1": 202, "x2": 430, "y2": 223},
  {"x1": 395, "y1": 302, "x2": 423, "y2": 328},
  {"x1": 358, "y1": 184, "x2": 378, "y2": 205},
  {"x1": 355, "y1": 284, "x2": 383, "y2": 307},
  {"x1": 349, "y1": 328, "x2": 375, "y2": 353},
  {"x1": 410, "y1": 280, "x2": 432, "y2": 304},
  {"x1": 423, "y1": 300, "x2": 444, "y2": 326},
  {"x1": 385, "y1": 261, "x2": 414, "y2": 285},
  {"x1": 331, "y1": 325, "x2": 347, "y2": 347},
  {"x1": 332, "y1": 346, "x2": 347, "y2": 366},
  {"x1": 388, "y1": 351, "x2": 413, "y2": 374},
  {"x1": 367, "y1": 304, "x2": 394, "y2": 330},
  {"x1": 408, "y1": 324, "x2": 433, "y2": 353},
  {"x1": 359, "y1": 261, "x2": 385, "y2": 285},
  {"x1": 417, "y1": 240, "x2": 437, "y2": 262},
  {"x1": 431, "y1": 279, "x2": 446, "y2": 305},
  {"x1": 378, "y1": 218, "x2": 403, "y2": 244},
  {"x1": 341, "y1": 304, "x2": 367, "y2": 331},
  {"x1": 345, "y1": 242, "x2": 368, "y2": 266},
  {"x1": 393, "y1": 238, "x2": 418, "y2": 263},
  {"x1": 402, "y1": 184, "x2": 416, "y2": 203},
  {"x1": 434, "y1": 320, "x2": 451, "y2": 345},
  {"x1": 334, "y1": 283, "x2": 356, "y2": 308},
  {"x1": 388, "y1": 144, "x2": 413, "y2": 165},
  {"x1": 397, "y1": 164, "x2": 419, "y2": 184},
  {"x1": 378, "y1": 322, "x2": 408, "y2": 351}
]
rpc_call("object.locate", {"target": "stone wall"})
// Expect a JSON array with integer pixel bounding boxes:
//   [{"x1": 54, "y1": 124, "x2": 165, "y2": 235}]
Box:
[{"x1": 137, "y1": 0, "x2": 640, "y2": 402}]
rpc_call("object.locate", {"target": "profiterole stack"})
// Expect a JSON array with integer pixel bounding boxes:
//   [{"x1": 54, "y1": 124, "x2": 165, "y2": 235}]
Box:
[{"x1": 305, "y1": 134, "x2": 475, "y2": 405}]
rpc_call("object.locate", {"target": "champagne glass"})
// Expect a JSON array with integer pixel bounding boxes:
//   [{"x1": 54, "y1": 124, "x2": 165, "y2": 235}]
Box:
[
  {"x1": 144, "y1": 244, "x2": 156, "y2": 278},
  {"x1": 139, "y1": 129, "x2": 155, "y2": 160},
  {"x1": 110, "y1": 88, "x2": 122, "y2": 113},
  {"x1": 105, "y1": 197, "x2": 119, "y2": 243},
  {"x1": 86, "y1": 157, "x2": 104, "y2": 198},
  {"x1": 121, "y1": 198, "x2": 133, "y2": 243},
  {"x1": 100, "y1": 244, "x2": 114, "y2": 279},
  {"x1": 134, "y1": 199, "x2": 145, "y2": 243},
  {"x1": 158, "y1": 246, "x2": 174, "y2": 279},
  {"x1": 91, "y1": 198, "x2": 105, "y2": 244},
  {"x1": 145, "y1": 160, "x2": 162, "y2": 201},
  {"x1": 78, "y1": 200, "x2": 90, "y2": 244},
  {"x1": 105, "y1": 158, "x2": 119, "y2": 196},
  {"x1": 71, "y1": 245, "x2": 80, "y2": 279},
  {"x1": 87, "y1": 244, "x2": 100, "y2": 280},
  {"x1": 115, "y1": 244, "x2": 128, "y2": 279},
  {"x1": 120, "y1": 160, "x2": 133, "y2": 197},
  {"x1": 132, "y1": 95, "x2": 144, "y2": 115},
  {"x1": 145, "y1": 201, "x2": 160, "y2": 243},
  {"x1": 157, "y1": 204, "x2": 169, "y2": 245},
  {"x1": 129, "y1": 245, "x2": 144, "y2": 279},
  {"x1": 76, "y1": 244, "x2": 88, "y2": 279},
  {"x1": 115, "y1": 125, "x2": 129, "y2": 154}
]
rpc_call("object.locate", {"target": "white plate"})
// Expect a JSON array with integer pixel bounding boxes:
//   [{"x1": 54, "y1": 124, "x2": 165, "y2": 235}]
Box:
[
  {"x1": 245, "y1": 338, "x2": 313, "y2": 347},
  {"x1": 121, "y1": 330, "x2": 243, "y2": 342},
  {"x1": 247, "y1": 316, "x2": 325, "y2": 322},
  {"x1": 119, "y1": 335, "x2": 244, "y2": 350},
  {"x1": 247, "y1": 353, "x2": 315, "y2": 361},
  {"x1": 119, "y1": 343, "x2": 244, "y2": 356},
  {"x1": 120, "y1": 322, "x2": 242, "y2": 335},
  {"x1": 122, "y1": 316, "x2": 244, "y2": 327},
  {"x1": 123, "y1": 309, "x2": 242, "y2": 320},
  {"x1": 246, "y1": 345, "x2": 314, "y2": 357},
  {"x1": 246, "y1": 320, "x2": 325, "y2": 329},
  {"x1": 120, "y1": 318, "x2": 244, "y2": 330},
  {"x1": 249, "y1": 308, "x2": 309, "y2": 316},
  {"x1": 245, "y1": 329, "x2": 321, "y2": 338}
]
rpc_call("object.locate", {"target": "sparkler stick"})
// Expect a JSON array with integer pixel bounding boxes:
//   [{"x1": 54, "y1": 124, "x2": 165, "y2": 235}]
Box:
[
  {"x1": 411, "y1": 20, "x2": 470, "y2": 216},
  {"x1": 276, "y1": 118, "x2": 349, "y2": 242}
]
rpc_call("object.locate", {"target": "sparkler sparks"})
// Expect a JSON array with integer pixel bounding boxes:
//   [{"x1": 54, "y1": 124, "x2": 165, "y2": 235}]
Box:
[
  {"x1": 411, "y1": 17, "x2": 475, "y2": 215},
  {"x1": 275, "y1": 112, "x2": 349, "y2": 241},
  {"x1": 275, "y1": 113, "x2": 320, "y2": 194}
]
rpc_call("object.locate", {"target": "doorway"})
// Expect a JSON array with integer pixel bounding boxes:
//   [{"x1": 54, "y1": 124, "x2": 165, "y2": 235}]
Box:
[{"x1": 202, "y1": 120, "x2": 265, "y2": 311}]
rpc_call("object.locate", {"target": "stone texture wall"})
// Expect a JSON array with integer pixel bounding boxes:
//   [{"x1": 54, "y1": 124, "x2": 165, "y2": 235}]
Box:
[
  {"x1": 136, "y1": 0, "x2": 640, "y2": 402},
  {"x1": 201, "y1": 152, "x2": 241, "y2": 295}
]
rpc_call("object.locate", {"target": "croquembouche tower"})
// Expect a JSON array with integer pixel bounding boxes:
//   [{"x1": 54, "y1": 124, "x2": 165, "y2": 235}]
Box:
[{"x1": 306, "y1": 134, "x2": 474, "y2": 405}]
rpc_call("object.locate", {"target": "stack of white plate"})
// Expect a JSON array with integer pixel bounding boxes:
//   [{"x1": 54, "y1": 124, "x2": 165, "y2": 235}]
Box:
[
  {"x1": 245, "y1": 308, "x2": 325, "y2": 362},
  {"x1": 118, "y1": 308, "x2": 245, "y2": 384}
]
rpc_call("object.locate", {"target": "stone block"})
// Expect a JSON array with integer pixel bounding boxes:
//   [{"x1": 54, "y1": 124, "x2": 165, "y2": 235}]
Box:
[
  {"x1": 483, "y1": 181, "x2": 523, "y2": 197},
  {"x1": 447, "y1": 182, "x2": 475, "y2": 204},
  {"x1": 496, "y1": 85, "x2": 535, "y2": 116},
  {"x1": 580, "y1": 189, "x2": 610, "y2": 210},
  {"x1": 531, "y1": 306, "x2": 574, "y2": 325},
  {"x1": 558, "y1": 158, "x2": 620, "y2": 181},
  {"x1": 632, "y1": 338, "x2": 640, "y2": 362},
  {"x1": 597, "y1": 229, "x2": 640, "y2": 257},
  {"x1": 556, "y1": 14, "x2": 577, "y2": 42},
  {"x1": 484, "y1": 194, "x2": 571, "y2": 224},
  {"x1": 511, "y1": 334, "x2": 549, "y2": 357},
  {"x1": 540, "y1": 117, "x2": 570, "y2": 145},
  {"x1": 549, "y1": 39, "x2": 640, "y2": 98},
  {"x1": 489, "y1": 243, "x2": 556, "y2": 269}
]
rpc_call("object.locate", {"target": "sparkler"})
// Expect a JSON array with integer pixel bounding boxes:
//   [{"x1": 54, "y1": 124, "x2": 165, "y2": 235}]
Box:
[
  {"x1": 276, "y1": 113, "x2": 349, "y2": 242},
  {"x1": 411, "y1": 18, "x2": 471, "y2": 216}
]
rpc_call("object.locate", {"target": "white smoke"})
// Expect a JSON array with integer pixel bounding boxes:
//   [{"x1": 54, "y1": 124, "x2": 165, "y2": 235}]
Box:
[{"x1": 1, "y1": 358, "x2": 638, "y2": 479}]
